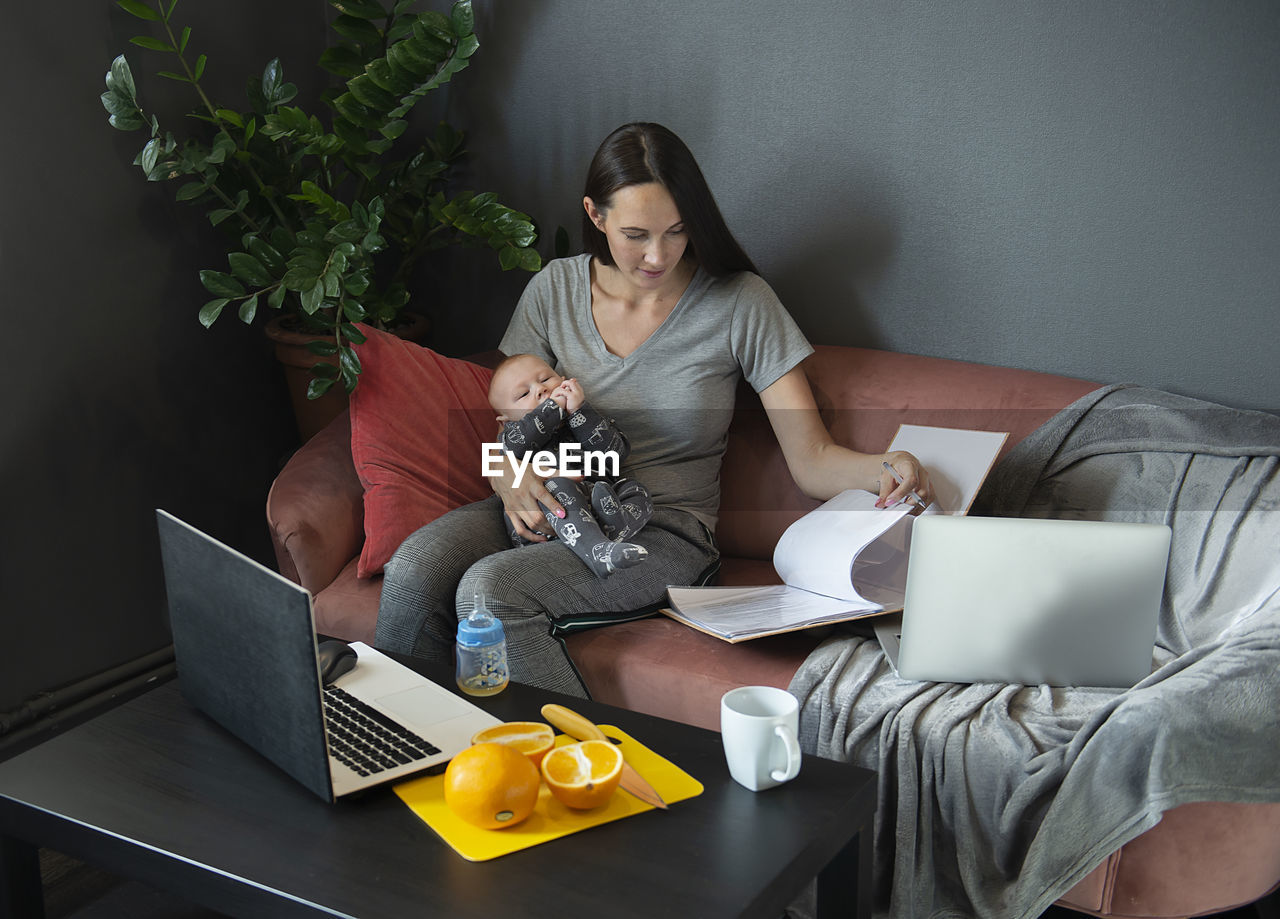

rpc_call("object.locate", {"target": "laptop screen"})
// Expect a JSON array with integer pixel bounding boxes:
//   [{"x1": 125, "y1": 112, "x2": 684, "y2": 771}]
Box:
[{"x1": 156, "y1": 510, "x2": 333, "y2": 800}]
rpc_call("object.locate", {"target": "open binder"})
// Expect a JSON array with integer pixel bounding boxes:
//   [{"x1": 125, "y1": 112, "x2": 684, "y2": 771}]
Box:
[{"x1": 663, "y1": 424, "x2": 1008, "y2": 642}]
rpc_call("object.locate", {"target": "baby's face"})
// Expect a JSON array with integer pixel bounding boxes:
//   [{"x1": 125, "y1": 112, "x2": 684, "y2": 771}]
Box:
[{"x1": 490, "y1": 355, "x2": 565, "y2": 418}]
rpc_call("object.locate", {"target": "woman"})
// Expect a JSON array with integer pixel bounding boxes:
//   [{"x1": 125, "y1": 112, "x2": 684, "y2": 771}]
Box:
[{"x1": 376, "y1": 123, "x2": 930, "y2": 696}]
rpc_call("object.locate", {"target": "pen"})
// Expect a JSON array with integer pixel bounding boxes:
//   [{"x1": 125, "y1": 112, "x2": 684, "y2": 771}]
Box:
[{"x1": 882, "y1": 461, "x2": 929, "y2": 510}]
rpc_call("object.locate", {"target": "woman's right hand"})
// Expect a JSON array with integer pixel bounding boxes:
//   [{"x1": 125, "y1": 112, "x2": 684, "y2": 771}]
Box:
[{"x1": 488, "y1": 450, "x2": 566, "y2": 542}]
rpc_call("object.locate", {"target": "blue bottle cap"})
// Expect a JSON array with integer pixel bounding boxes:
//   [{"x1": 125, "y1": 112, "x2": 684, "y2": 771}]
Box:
[{"x1": 457, "y1": 609, "x2": 505, "y2": 647}]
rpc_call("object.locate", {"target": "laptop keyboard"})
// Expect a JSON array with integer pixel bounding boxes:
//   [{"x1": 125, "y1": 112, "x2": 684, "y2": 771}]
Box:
[{"x1": 323, "y1": 686, "x2": 442, "y2": 777}]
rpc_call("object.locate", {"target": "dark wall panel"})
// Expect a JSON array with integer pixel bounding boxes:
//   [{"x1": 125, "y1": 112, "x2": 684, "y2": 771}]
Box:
[{"x1": 0, "y1": 2, "x2": 328, "y2": 717}]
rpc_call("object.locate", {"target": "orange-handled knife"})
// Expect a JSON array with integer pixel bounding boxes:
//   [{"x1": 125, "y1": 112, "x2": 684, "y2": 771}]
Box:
[{"x1": 541, "y1": 703, "x2": 668, "y2": 810}]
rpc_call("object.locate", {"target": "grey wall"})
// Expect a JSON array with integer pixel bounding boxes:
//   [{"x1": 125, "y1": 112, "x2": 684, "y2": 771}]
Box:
[
  {"x1": 434, "y1": 0, "x2": 1279, "y2": 412},
  {"x1": 0, "y1": 4, "x2": 325, "y2": 721}
]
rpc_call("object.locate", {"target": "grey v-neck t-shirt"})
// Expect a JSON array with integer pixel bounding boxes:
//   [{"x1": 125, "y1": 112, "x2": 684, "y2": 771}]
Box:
[{"x1": 500, "y1": 254, "x2": 813, "y2": 532}]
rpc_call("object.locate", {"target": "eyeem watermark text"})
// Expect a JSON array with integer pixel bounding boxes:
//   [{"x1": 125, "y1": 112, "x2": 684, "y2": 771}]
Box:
[{"x1": 482, "y1": 443, "x2": 621, "y2": 487}]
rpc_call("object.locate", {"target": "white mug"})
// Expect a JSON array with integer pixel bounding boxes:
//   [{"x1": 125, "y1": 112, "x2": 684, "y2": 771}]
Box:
[{"x1": 720, "y1": 685, "x2": 802, "y2": 791}]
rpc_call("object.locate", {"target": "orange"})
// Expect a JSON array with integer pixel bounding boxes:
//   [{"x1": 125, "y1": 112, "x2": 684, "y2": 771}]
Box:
[
  {"x1": 470, "y1": 721, "x2": 556, "y2": 770},
  {"x1": 540, "y1": 739, "x2": 623, "y2": 810},
  {"x1": 443, "y1": 742, "x2": 540, "y2": 830}
]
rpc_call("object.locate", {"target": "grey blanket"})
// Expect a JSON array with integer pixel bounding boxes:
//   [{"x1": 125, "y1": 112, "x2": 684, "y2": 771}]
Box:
[{"x1": 788, "y1": 385, "x2": 1280, "y2": 919}]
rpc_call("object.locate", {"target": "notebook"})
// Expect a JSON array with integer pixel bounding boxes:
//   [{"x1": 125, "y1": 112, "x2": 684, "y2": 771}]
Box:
[
  {"x1": 890, "y1": 515, "x2": 1172, "y2": 687},
  {"x1": 156, "y1": 509, "x2": 500, "y2": 802}
]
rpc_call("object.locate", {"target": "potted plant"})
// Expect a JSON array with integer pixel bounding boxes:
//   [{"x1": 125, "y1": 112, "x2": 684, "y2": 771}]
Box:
[{"x1": 100, "y1": 0, "x2": 540, "y2": 426}]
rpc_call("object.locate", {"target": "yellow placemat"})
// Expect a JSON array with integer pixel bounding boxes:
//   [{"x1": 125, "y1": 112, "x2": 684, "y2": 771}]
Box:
[{"x1": 394, "y1": 725, "x2": 703, "y2": 861}]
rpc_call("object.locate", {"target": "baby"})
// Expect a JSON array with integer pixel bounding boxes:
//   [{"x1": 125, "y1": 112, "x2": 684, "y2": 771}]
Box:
[{"x1": 488, "y1": 353, "x2": 654, "y2": 578}]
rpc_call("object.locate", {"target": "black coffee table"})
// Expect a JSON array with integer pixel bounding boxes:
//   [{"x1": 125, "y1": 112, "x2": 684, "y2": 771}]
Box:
[{"x1": 0, "y1": 660, "x2": 875, "y2": 918}]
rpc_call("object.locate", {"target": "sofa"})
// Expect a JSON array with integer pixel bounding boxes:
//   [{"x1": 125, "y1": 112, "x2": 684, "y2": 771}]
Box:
[{"x1": 266, "y1": 338, "x2": 1280, "y2": 918}]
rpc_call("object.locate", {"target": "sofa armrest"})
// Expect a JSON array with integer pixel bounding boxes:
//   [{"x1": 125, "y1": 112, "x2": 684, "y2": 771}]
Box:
[{"x1": 266, "y1": 410, "x2": 365, "y2": 594}]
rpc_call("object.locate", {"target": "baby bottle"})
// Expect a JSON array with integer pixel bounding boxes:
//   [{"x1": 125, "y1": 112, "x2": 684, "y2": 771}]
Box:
[{"x1": 456, "y1": 593, "x2": 509, "y2": 697}]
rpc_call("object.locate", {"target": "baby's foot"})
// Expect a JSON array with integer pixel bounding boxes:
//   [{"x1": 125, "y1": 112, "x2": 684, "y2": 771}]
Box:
[
  {"x1": 591, "y1": 481, "x2": 626, "y2": 539},
  {"x1": 588, "y1": 541, "x2": 648, "y2": 578}
]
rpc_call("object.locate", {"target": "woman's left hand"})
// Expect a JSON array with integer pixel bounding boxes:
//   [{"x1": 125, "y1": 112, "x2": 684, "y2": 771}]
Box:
[{"x1": 876, "y1": 451, "x2": 932, "y2": 509}]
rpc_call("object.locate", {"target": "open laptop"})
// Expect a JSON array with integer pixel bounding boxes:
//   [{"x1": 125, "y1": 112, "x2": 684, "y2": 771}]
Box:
[
  {"x1": 156, "y1": 509, "x2": 500, "y2": 802},
  {"x1": 885, "y1": 515, "x2": 1171, "y2": 687}
]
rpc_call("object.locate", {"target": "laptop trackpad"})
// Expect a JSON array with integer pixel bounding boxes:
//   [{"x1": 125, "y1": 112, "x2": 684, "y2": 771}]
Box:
[{"x1": 375, "y1": 685, "x2": 479, "y2": 724}]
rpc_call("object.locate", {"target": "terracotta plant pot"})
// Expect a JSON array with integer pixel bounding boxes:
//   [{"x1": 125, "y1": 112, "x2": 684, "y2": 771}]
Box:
[{"x1": 266, "y1": 313, "x2": 431, "y2": 442}]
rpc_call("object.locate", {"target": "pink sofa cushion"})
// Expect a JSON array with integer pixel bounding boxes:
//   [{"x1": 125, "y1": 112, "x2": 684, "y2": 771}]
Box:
[{"x1": 348, "y1": 325, "x2": 496, "y2": 578}]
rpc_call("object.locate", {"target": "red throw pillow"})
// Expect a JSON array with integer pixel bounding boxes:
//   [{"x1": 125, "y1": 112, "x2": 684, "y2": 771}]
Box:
[{"x1": 349, "y1": 324, "x2": 497, "y2": 578}]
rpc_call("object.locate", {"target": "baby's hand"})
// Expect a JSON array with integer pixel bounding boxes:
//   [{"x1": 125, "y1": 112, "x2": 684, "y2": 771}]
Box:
[{"x1": 554, "y1": 378, "x2": 585, "y2": 413}]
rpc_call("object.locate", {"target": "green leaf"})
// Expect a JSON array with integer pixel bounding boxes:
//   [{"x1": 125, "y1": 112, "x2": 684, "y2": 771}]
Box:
[
  {"x1": 108, "y1": 110, "x2": 147, "y2": 131},
  {"x1": 331, "y1": 0, "x2": 389, "y2": 19},
  {"x1": 175, "y1": 181, "x2": 206, "y2": 201},
  {"x1": 245, "y1": 236, "x2": 285, "y2": 274},
  {"x1": 208, "y1": 208, "x2": 235, "y2": 226},
  {"x1": 450, "y1": 0, "x2": 474, "y2": 37},
  {"x1": 282, "y1": 266, "x2": 319, "y2": 290},
  {"x1": 238, "y1": 293, "x2": 260, "y2": 324},
  {"x1": 198, "y1": 298, "x2": 229, "y2": 328},
  {"x1": 100, "y1": 89, "x2": 135, "y2": 117},
  {"x1": 261, "y1": 58, "x2": 282, "y2": 99},
  {"x1": 331, "y1": 92, "x2": 374, "y2": 129},
  {"x1": 106, "y1": 55, "x2": 137, "y2": 100},
  {"x1": 338, "y1": 345, "x2": 362, "y2": 388},
  {"x1": 194, "y1": 54, "x2": 206, "y2": 80},
  {"x1": 156, "y1": 70, "x2": 188, "y2": 82},
  {"x1": 366, "y1": 59, "x2": 412, "y2": 95},
  {"x1": 273, "y1": 81, "x2": 298, "y2": 108},
  {"x1": 228, "y1": 251, "x2": 272, "y2": 286},
  {"x1": 306, "y1": 340, "x2": 339, "y2": 356},
  {"x1": 178, "y1": 25, "x2": 191, "y2": 53},
  {"x1": 306, "y1": 377, "x2": 336, "y2": 400},
  {"x1": 498, "y1": 246, "x2": 518, "y2": 271},
  {"x1": 318, "y1": 46, "x2": 365, "y2": 79},
  {"x1": 117, "y1": 0, "x2": 160, "y2": 21},
  {"x1": 129, "y1": 35, "x2": 175, "y2": 52},
  {"x1": 323, "y1": 270, "x2": 341, "y2": 299},
  {"x1": 205, "y1": 131, "x2": 236, "y2": 164},
  {"x1": 199, "y1": 269, "x2": 245, "y2": 298},
  {"x1": 138, "y1": 137, "x2": 162, "y2": 177},
  {"x1": 415, "y1": 10, "x2": 453, "y2": 39},
  {"x1": 517, "y1": 247, "x2": 541, "y2": 272},
  {"x1": 267, "y1": 284, "x2": 287, "y2": 310},
  {"x1": 332, "y1": 14, "x2": 383, "y2": 46},
  {"x1": 388, "y1": 32, "x2": 434, "y2": 73},
  {"x1": 347, "y1": 74, "x2": 397, "y2": 111},
  {"x1": 300, "y1": 279, "x2": 325, "y2": 314}
]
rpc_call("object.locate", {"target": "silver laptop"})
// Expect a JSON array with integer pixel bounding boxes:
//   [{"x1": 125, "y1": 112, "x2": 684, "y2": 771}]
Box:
[
  {"x1": 891, "y1": 515, "x2": 1171, "y2": 687},
  {"x1": 156, "y1": 509, "x2": 500, "y2": 802}
]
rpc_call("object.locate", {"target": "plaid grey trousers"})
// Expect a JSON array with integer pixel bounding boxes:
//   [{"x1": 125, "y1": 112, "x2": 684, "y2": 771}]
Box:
[{"x1": 374, "y1": 495, "x2": 718, "y2": 697}]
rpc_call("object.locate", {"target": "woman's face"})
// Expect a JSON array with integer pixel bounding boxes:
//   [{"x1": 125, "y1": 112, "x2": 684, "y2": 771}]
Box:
[{"x1": 584, "y1": 182, "x2": 689, "y2": 291}]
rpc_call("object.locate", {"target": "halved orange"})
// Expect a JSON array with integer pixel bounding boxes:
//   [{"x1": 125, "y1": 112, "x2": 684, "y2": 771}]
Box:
[
  {"x1": 470, "y1": 721, "x2": 556, "y2": 770},
  {"x1": 540, "y1": 739, "x2": 623, "y2": 810},
  {"x1": 443, "y1": 742, "x2": 540, "y2": 830}
]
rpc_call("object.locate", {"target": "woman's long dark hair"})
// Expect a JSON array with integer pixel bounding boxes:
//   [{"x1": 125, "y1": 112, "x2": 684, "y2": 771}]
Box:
[{"x1": 581, "y1": 123, "x2": 758, "y2": 278}]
